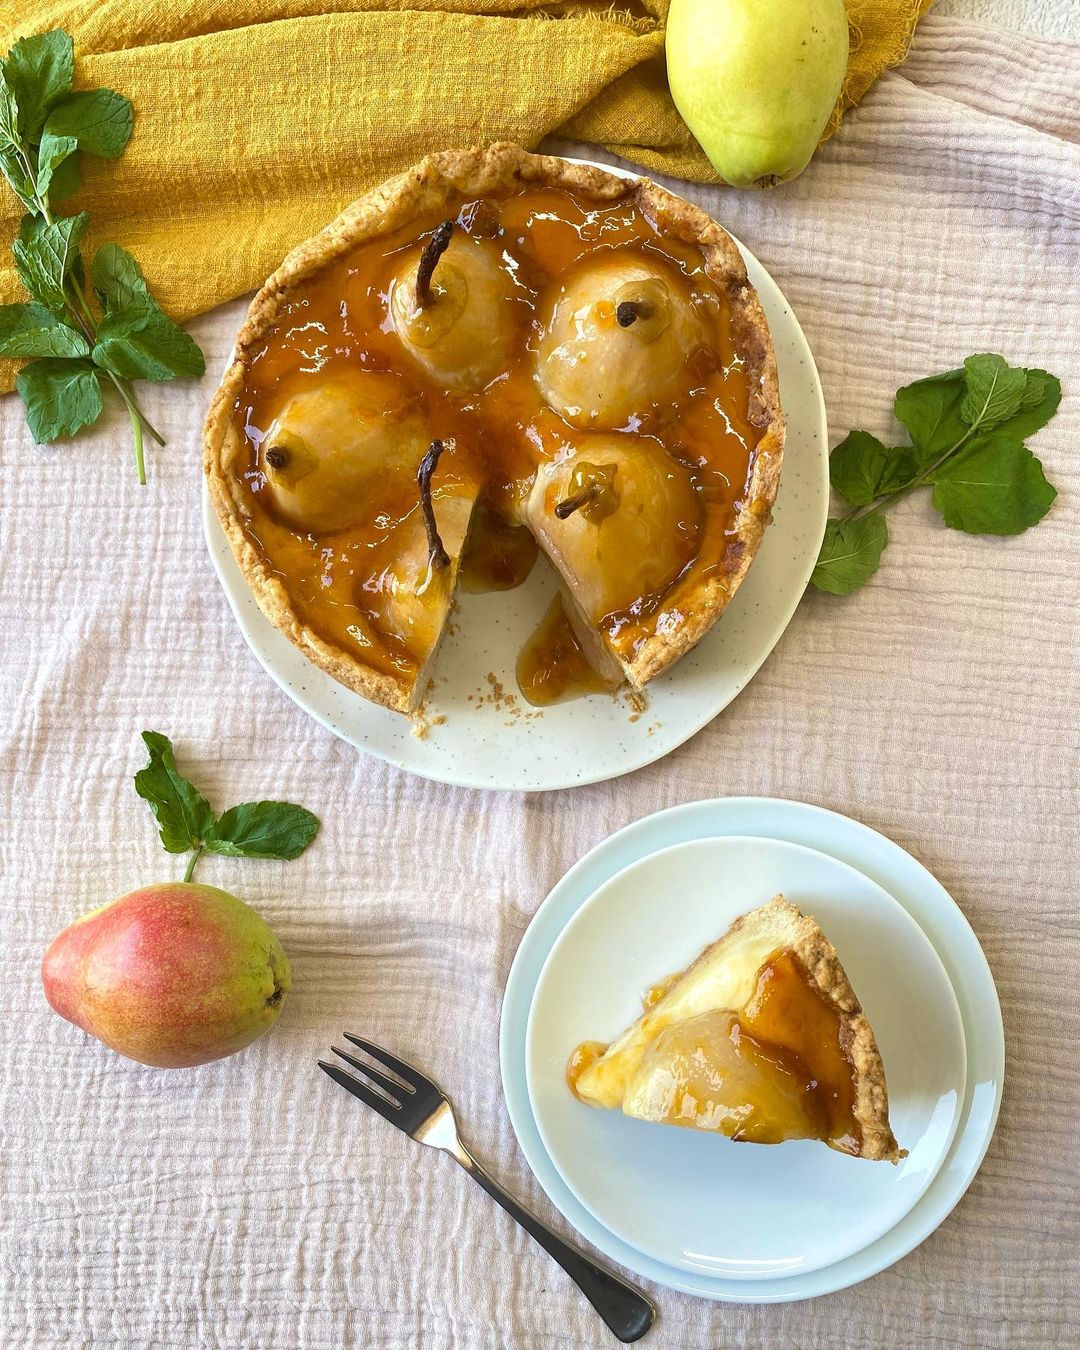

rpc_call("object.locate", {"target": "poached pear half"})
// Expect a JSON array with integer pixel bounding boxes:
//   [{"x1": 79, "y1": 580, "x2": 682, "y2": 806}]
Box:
[
  {"x1": 390, "y1": 227, "x2": 516, "y2": 392},
  {"x1": 259, "y1": 370, "x2": 429, "y2": 533},
  {"x1": 535, "y1": 250, "x2": 701, "y2": 429}
]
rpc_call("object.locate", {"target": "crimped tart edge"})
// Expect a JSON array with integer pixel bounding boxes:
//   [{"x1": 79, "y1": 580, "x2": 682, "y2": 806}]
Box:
[{"x1": 203, "y1": 142, "x2": 786, "y2": 713}]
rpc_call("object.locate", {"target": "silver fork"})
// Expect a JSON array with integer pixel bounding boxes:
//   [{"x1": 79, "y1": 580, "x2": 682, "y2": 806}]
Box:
[{"x1": 319, "y1": 1034, "x2": 656, "y2": 1343}]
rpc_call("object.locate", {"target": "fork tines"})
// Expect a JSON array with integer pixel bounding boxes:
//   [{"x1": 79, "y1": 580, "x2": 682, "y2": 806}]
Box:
[{"x1": 318, "y1": 1035, "x2": 437, "y2": 1134}]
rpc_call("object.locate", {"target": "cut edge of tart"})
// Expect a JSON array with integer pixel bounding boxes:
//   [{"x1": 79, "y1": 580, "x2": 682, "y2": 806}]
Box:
[
  {"x1": 203, "y1": 142, "x2": 785, "y2": 715},
  {"x1": 569, "y1": 894, "x2": 904, "y2": 1163}
]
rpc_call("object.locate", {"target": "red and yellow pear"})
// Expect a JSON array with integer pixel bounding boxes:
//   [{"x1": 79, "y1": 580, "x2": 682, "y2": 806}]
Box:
[{"x1": 42, "y1": 882, "x2": 291, "y2": 1068}]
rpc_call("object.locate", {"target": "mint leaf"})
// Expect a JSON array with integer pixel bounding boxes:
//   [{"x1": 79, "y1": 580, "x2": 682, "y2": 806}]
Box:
[
  {"x1": 0, "y1": 145, "x2": 36, "y2": 210},
  {"x1": 132, "y1": 731, "x2": 320, "y2": 873},
  {"x1": 877, "y1": 448, "x2": 918, "y2": 496},
  {"x1": 0, "y1": 30, "x2": 194, "y2": 481},
  {"x1": 822, "y1": 357, "x2": 1059, "y2": 595},
  {"x1": 91, "y1": 249, "x2": 206, "y2": 392},
  {"x1": 894, "y1": 372, "x2": 966, "y2": 468},
  {"x1": 0, "y1": 302, "x2": 88, "y2": 358},
  {"x1": 45, "y1": 148, "x2": 81, "y2": 200},
  {"x1": 3, "y1": 30, "x2": 73, "y2": 140},
  {"x1": 0, "y1": 66, "x2": 18, "y2": 146},
  {"x1": 829, "y1": 431, "x2": 918, "y2": 507},
  {"x1": 897, "y1": 363, "x2": 1061, "y2": 471},
  {"x1": 810, "y1": 516, "x2": 888, "y2": 595},
  {"x1": 35, "y1": 128, "x2": 76, "y2": 198},
  {"x1": 91, "y1": 243, "x2": 150, "y2": 314},
  {"x1": 12, "y1": 211, "x2": 88, "y2": 312},
  {"x1": 1001, "y1": 368, "x2": 1062, "y2": 440},
  {"x1": 960, "y1": 354, "x2": 1027, "y2": 431},
  {"x1": 93, "y1": 305, "x2": 205, "y2": 382},
  {"x1": 205, "y1": 801, "x2": 321, "y2": 860},
  {"x1": 829, "y1": 430, "x2": 887, "y2": 507},
  {"x1": 16, "y1": 358, "x2": 102, "y2": 442},
  {"x1": 43, "y1": 88, "x2": 132, "y2": 159},
  {"x1": 134, "y1": 731, "x2": 216, "y2": 855},
  {"x1": 930, "y1": 435, "x2": 1057, "y2": 535}
]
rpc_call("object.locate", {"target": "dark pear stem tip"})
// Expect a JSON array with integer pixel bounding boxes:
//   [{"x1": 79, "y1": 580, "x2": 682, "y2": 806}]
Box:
[
  {"x1": 615, "y1": 299, "x2": 651, "y2": 328},
  {"x1": 554, "y1": 484, "x2": 602, "y2": 520},
  {"x1": 415, "y1": 221, "x2": 455, "y2": 310},
  {"x1": 265, "y1": 445, "x2": 289, "y2": 469},
  {"x1": 417, "y1": 439, "x2": 450, "y2": 571}
]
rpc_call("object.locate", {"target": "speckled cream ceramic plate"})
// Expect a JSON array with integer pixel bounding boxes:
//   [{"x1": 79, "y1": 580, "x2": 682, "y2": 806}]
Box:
[{"x1": 202, "y1": 160, "x2": 828, "y2": 791}]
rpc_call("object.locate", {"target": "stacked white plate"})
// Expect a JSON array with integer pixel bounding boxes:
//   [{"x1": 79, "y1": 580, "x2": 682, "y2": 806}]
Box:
[{"x1": 499, "y1": 798, "x2": 1003, "y2": 1301}]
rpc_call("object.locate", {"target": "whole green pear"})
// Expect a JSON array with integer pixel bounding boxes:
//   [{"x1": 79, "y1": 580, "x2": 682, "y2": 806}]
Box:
[
  {"x1": 667, "y1": 0, "x2": 850, "y2": 188},
  {"x1": 42, "y1": 883, "x2": 291, "y2": 1068}
]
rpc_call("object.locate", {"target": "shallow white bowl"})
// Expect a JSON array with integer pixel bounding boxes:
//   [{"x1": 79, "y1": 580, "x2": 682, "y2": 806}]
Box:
[
  {"x1": 526, "y1": 836, "x2": 965, "y2": 1281},
  {"x1": 203, "y1": 160, "x2": 828, "y2": 790}
]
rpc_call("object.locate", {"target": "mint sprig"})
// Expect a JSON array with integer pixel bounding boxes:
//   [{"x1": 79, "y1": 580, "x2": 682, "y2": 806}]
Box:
[
  {"x1": 811, "y1": 354, "x2": 1060, "y2": 596},
  {"x1": 134, "y1": 731, "x2": 320, "y2": 883},
  {"x1": 0, "y1": 30, "x2": 204, "y2": 483}
]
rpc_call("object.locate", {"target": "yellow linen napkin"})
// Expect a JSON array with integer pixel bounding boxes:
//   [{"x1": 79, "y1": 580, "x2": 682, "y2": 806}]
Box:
[{"x1": 1, "y1": 1, "x2": 932, "y2": 394}]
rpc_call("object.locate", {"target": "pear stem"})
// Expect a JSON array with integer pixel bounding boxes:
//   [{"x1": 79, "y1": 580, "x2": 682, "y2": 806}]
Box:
[
  {"x1": 555, "y1": 484, "x2": 602, "y2": 520},
  {"x1": 183, "y1": 847, "x2": 202, "y2": 884},
  {"x1": 417, "y1": 439, "x2": 450, "y2": 570},
  {"x1": 615, "y1": 300, "x2": 651, "y2": 328},
  {"x1": 415, "y1": 221, "x2": 455, "y2": 309}
]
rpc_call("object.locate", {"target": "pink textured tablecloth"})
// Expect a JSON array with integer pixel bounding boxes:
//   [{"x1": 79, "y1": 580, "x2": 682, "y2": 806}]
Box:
[{"x1": 1, "y1": 15, "x2": 1078, "y2": 1348}]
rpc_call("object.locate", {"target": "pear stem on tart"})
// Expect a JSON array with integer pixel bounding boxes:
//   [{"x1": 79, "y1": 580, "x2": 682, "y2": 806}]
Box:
[
  {"x1": 414, "y1": 220, "x2": 455, "y2": 310},
  {"x1": 615, "y1": 299, "x2": 651, "y2": 328},
  {"x1": 417, "y1": 439, "x2": 451, "y2": 571},
  {"x1": 553, "y1": 461, "x2": 621, "y2": 524},
  {"x1": 554, "y1": 484, "x2": 603, "y2": 520}
]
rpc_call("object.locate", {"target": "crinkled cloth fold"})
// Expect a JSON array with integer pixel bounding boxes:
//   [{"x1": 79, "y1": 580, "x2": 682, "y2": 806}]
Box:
[{"x1": 0, "y1": 0, "x2": 931, "y2": 389}]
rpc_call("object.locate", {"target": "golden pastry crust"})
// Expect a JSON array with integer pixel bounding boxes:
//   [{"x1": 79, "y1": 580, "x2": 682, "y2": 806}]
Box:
[
  {"x1": 204, "y1": 142, "x2": 785, "y2": 713},
  {"x1": 730, "y1": 896, "x2": 903, "y2": 1163}
]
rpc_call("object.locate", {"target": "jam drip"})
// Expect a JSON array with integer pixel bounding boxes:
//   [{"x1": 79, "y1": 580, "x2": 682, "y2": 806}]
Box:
[
  {"x1": 458, "y1": 505, "x2": 538, "y2": 592},
  {"x1": 517, "y1": 595, "x2": 618, "y2": 707}
]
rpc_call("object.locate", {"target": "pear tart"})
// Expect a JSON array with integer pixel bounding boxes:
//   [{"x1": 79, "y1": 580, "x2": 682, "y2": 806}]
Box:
[
  {"x1": 204, "y1": 143, "x2": 785, "y2": 714},
  {"x1": 569, "y1": 896, "x2": 904, "y2": 1161}
]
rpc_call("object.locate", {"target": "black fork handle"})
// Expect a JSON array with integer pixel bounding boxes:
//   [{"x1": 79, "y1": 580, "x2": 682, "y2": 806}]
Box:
[{"x1": 454, "y1": 1147, "x2": 655, "y2": 1343}]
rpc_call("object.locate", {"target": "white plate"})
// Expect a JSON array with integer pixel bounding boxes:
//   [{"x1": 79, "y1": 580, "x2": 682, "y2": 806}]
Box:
[
  {"x1": 525, "y1": 836, "x2": 965, "y2": 1281},
  {"x1": 500, "y1": 799, "x2": 1004, "y2": 1302},
  {"x1": 202, "y1": 160, "x2": 828, "y2": 790}
]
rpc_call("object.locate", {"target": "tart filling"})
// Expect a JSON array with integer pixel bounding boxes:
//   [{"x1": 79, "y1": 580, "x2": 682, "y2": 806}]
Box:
[
  {"x1": 569, "y1": 895, "x2": 904, "y2": 1162},
  {"x1": 204, "y1": 144, "x2": 784, "y2": 714}
]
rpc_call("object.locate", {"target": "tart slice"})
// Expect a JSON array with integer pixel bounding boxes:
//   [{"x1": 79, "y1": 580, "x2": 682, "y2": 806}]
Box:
[
  {"x1": 523, "y1": 434, "x2": 703, "y2": 688},
  {"x1": 569, "y1": 895, "x2": 903, "y2": 1161}
]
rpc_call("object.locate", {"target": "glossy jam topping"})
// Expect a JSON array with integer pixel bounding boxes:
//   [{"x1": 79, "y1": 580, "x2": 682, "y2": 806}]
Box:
[
  {"x1": 569, "y1": 948, "x2": 863, "y2": 1154},
  {"x1": 566, "y1": 1040, "x2": 608, "y2": 1094},
  {"x1": 234, "y1": 186, "x2": 764, "y2": 691},
  {"x1": 458, "y1": 505, "x2": 538, "y2": 593},
  {"x1": 517, "y1": 595, "x2": 618, "y2": 707}
]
